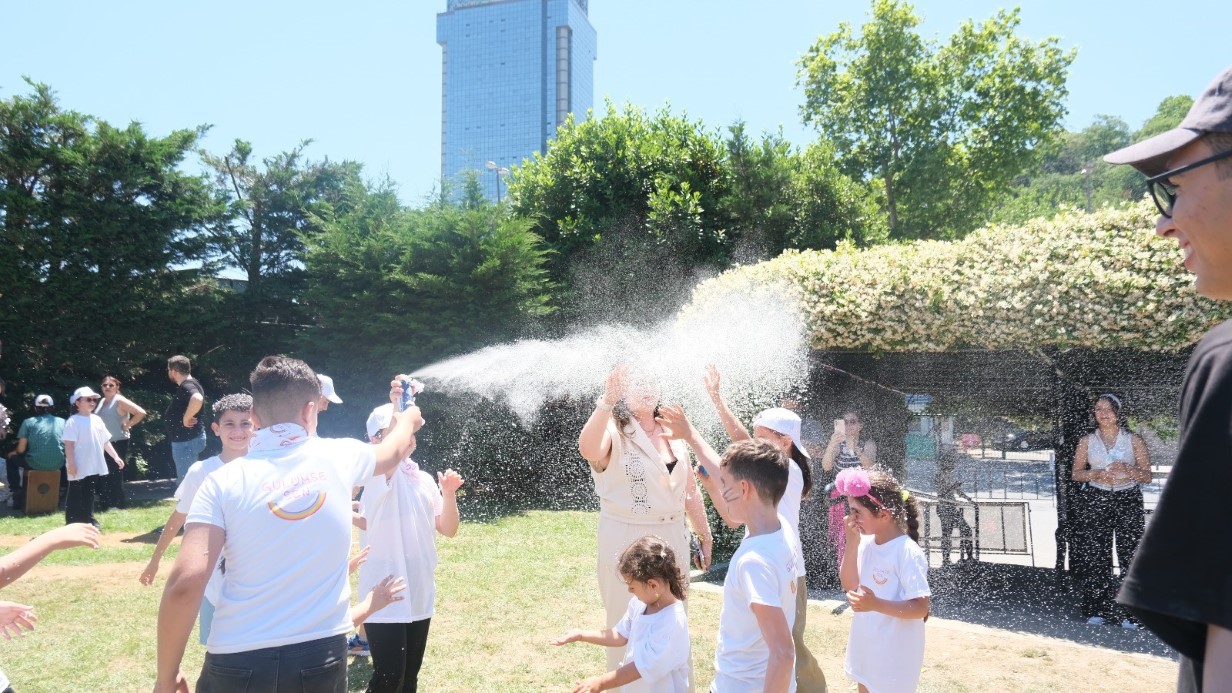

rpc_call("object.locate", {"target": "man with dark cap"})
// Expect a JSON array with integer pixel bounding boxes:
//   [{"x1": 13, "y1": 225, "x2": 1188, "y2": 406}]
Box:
[{"x1": 1104, "y1": 65, "x2": 1232, "y2": 692}]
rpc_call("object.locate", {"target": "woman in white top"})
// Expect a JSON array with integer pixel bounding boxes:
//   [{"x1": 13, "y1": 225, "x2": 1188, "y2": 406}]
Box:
[
  {"x1": 701, "y1": 365, "x2": 826, "y2": 692},
  {"x1": 1071, "y1": 393, "x2": 1152, "y2": 628},
  {"x1": 94, "y1": 375, "x2": 146, "y2": 510},
  {"x1": 578, "y1": 364, "x2": 712, "y2": 683}
]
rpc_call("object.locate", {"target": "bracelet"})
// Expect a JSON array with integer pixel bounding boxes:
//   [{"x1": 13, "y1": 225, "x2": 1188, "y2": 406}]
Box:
[{"x1": 594, "y1": 397, "x2": 614, "y2": 412}]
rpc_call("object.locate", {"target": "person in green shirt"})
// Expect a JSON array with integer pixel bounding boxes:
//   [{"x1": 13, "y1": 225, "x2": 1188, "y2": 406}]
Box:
[{"x1": 5, "y1": 394, "x2": 66, "y2": 510}]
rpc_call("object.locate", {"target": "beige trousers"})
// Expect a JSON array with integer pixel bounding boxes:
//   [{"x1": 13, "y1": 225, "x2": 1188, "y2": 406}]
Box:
[{"x1": 794, "y1": 575, "x2": 828, "y2": 692}]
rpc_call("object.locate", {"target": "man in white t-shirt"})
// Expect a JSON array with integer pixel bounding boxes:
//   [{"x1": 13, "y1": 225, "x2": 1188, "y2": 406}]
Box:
[
  {"x1": 153, "y1": 357, "x2": 421, "y2": 693},
  {"x1": 713, "y1": 439, "x2": 799, "y2": 693}
]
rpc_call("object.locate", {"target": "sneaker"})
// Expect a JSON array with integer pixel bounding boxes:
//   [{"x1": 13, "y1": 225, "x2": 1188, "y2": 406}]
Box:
[
  {"x1": 347, "y1": 634, "x2": 369, "y2": 657},
  {"x1": 1121, "y1": 620, "x2": 1140, "y2": 631},
  {"x1": 1086, "y1": 616, "x2": 1106, "y2": 626}
]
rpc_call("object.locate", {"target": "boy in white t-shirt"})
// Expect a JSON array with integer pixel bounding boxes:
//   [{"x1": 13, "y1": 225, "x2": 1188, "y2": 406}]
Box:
[
  {"x1": 62, "y1": 386, "x2": 124, "y2": 527},
  {"x1": 712, "y1": 439, "x2": 799, "y2": 693},
  {"x1": 139, "y1": 393, "x2": 255, "y2": 644},
  {"x1": 153, "y1": 356, "x2": 421, "y2": 693}
]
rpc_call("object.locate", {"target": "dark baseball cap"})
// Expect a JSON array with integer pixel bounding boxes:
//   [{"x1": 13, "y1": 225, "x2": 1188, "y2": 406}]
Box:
[{"x1": 1105, "y1": 65, "x2": 1232, "y2": 176}]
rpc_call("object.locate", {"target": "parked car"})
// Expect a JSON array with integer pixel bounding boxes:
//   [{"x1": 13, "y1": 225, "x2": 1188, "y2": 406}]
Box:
[{"x1": 994, "y1": 426, "x2": 1061, "y2": 452}]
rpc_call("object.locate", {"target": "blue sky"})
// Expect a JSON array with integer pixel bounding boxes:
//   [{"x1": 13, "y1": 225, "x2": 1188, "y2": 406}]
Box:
[{"x1": 3, "y1": 0, "x2": 1229, "y2": 204}]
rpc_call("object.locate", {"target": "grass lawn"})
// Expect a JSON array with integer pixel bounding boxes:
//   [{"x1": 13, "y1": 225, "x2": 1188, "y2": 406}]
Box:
[{"x1": 0, "y1": 503, "x2": 1175, "y2": 691}]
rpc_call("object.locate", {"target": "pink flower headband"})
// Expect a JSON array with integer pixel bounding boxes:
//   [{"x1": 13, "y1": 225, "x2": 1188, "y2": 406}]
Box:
[{"x1": 835, "y1": 468, "x2": 887, "y2": 511}]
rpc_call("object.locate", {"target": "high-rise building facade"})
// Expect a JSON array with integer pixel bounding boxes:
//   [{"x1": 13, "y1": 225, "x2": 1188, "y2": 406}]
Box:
[{"x1": 437, "y1": 0, "x2": 596, "y2": 201}]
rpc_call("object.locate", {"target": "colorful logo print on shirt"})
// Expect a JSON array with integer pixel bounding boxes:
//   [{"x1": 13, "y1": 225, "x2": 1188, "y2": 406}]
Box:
[{"x1": 268, "y1": 492, "x2": 326, "y2": 521}]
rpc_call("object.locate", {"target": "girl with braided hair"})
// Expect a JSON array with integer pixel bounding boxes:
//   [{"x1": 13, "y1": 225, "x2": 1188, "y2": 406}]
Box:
[{"x1": 838, "y1": 466, "x2": 930, "y2": 693}]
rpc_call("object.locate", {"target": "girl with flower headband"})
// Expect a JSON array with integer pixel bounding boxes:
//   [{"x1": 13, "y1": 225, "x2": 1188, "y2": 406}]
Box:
[
  {"x1": 837, "y1": 466, "x2": 930, "y2": 693},
  {"x1": 551, "y1": 536, "x2": 690, "y2": 693}
]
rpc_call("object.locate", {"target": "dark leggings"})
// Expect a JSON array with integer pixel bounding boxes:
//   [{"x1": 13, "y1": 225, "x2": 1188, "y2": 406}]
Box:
[
  {"x1": 1078, "y1": 486, "x2": 1145, "y2": 620},
  {"x1": 365, "y1": 619, "x2": 431, "y2": 693},
  {"x1": 65, "y1": 474, "x2": 101, "y2": 525}
]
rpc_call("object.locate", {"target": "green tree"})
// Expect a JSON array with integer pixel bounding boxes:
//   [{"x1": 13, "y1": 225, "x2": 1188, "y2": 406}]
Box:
[
  {"x1": 200, "y1": 139, "x2": 359, "y2": 325},
  {"x1": 0, "y1": 81, "x2": 218, "y2": 394},
  {"x1": 797, "y1": 0, "x2": 1075, "y2": 239},
  {"x1": 302, "y1": 181, "x2": 553, "y2": 382}
]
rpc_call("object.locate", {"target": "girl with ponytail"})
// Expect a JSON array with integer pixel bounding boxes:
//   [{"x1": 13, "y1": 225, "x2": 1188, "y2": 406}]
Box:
[{"x1": 838, "y1": 466, "x2": 930, "y2": 693}]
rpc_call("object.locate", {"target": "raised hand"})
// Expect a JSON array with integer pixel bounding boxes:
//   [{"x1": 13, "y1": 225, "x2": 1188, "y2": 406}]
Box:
[
  {"x1": 437, "y1": 469, "x2": 464, "y2": 495},
  {"x1": 655, "y1": 404, "x2": 694, "y2": 441},
  {"x1": 703, "y1": 364, "x2": 722, "y2": 400},
  {"x1": 602, "y1": 364, "x2": 630, "y2": 406},
  {"x1": 48, "y1": 523, "x2": 101, "y2": 550},
  {"x1": 349, "y1": 546, "x2": 371, "y2": 575},
  {"x1": 844, "y1": 513, "x2": 862, "y2": 543},
  {"x1": 369, "y1": 575, "x2": 407, "y2": 613}
]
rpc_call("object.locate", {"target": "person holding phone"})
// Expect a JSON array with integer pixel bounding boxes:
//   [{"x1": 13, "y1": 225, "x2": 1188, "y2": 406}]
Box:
[{"x1": 821, "y1": 412, "x2": 877, "y2": 568}]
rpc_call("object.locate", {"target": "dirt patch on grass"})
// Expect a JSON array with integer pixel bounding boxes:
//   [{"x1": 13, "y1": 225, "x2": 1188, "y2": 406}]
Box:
[
  {"x1": 0, "y1": 530, "x2": 159, "y2": 549},
  {"x1": 29, "y1": 561, "x2": 145, "y2": 584}
]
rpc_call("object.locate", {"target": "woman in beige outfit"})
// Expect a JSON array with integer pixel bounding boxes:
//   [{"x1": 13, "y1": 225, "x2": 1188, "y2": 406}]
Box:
[{"x1": 578, "y1": 365, "x2": 713, "y2": 687}]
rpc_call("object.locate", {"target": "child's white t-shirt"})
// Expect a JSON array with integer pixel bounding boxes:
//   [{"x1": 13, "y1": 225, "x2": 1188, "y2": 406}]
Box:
[
  {"x1": 174, "y1": 455, "x2": 226, "y2": 604},
  {"x1": 187, "y1": 425, "x2": 375, "y2": 654},
  {"x1": 357, "y1": 459, "x2": 443, "y2": 624},
  {"x1": 61, "y1": 413, "x2": 110, "y2": 480},
  {"x1": 845, "y1": 534, "x2": 930, "y2": 693},
  {"x1": 614, "y1": 597, "x2": 690, "y2": 693},
  {"x1": 778, "y1": 461, "x2": 806, "y2": 576},
  {"x1": 713, "y1": 524, "x2": 799, "y2": 693}
]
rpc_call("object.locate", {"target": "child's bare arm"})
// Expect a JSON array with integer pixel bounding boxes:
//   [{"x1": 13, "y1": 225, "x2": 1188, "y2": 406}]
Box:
[
  {"x1": 0, "y1": 524, "x2": 99, "y2": 589},
  {"x1": 549, "y1": 627, "x2": 628, "y2": 648},
  {"x1": 571, "y1": 662, "x2": 642, "y2": 693},
  {"x1": 350, "y1": 575, "x2": 406, "y2": 627},
  {"x1": 750, "y1": 603, "x2": 794, "y2": 693},
  {"x1": 140, "y1": 510, "x2": 188, "y2": 585},
  {"x1": 838, "y1": 516, "x2": 861, "y2": 592},
  {"x1": 847, "y1": 584, "x2": 930, "y2": 620},
  {"x1": 435, "y1": 470, "x2": 463, "y2": 537}
]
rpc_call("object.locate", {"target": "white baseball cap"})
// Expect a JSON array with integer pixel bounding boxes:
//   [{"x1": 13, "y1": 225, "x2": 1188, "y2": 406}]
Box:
[
  {"x1": 34, "y1": 394, "x2": 54, "y2": 407},
  {"x1": 752, "y1": 407, "x2": 811, "y2": 459},
  {"x1": 317, "y1": 374, "x2": 343, "y2": 404},
  {"x1": 366, "y1": 403, "x2": 394, "y2": 440},
  {"x1": 69, "y1": 386, "x2": 101, "y2": 406}
]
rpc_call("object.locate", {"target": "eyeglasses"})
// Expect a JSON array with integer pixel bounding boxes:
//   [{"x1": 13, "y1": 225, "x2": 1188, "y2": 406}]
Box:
[
  {"x1": 101, "y1": 383, "x2": 117, "y2": 389},
  {"x1": 1146, "y1": 147, "x2": 1232, "y2": 218},
  {"x1": 84, "y1": 397, "x2": 100, "y2": 403}
]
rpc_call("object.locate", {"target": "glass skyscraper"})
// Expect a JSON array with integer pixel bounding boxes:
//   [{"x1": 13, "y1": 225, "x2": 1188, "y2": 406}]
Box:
[{"x1": 437, "y1": 0, "x2": 596, "y2": 201}]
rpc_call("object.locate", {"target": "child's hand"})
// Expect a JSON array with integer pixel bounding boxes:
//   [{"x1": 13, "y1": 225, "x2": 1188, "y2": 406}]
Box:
[
  {"x1": 369, "y1": 575, "x2": 407, "y2": 613},
  {"x1": 549, "y1": 629, "x2": 583, "y2": 646},
  {"x1": 0, "y1": 600, "x2": 36, "y2": 640},
  {"x1": 573, "y1": 675, "x2": 606, "y2": 693},
  {"x1": 437, "y1": 469, "x2": 464, "y2": 495},
  {"x1": 703, "y1": 364, "x2": 722, "y2": 400},
  {"x1": 139, "y1": 557, "x2": 160, "y2": 586},
  {"x1": 846, "y1": 584, "x2": 882, "y2": 614},
  {"x1": 349, "y1": 546, "x2": 371, "y2": 575},
  {"x1": 843, "y1": 513, "x2": 861, "y2": 543},
  {"x1": 655, "y1": 404, "x2": 693, "y2": 441},
  {"x1": 47, "y1": 523, "x2": 101, "y2": 550}
]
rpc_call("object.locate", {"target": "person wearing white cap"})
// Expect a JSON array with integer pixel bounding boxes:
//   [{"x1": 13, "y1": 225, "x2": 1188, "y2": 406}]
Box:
[
  {"x1": 317, "y1": 374, "x2": 343, "y2": 412},
  {"x1": 698, "y1": 365, "x2": 826, "y2": 693},
  {"x1": 1104, "y1": 64, "x2": 1232, "y2": 691},
  {"x1": 5, "y1": 395, "x2": 66, "y2": 510},
  {"x1": 62, "y1": 386, "x2": 124, "y2": 527}
]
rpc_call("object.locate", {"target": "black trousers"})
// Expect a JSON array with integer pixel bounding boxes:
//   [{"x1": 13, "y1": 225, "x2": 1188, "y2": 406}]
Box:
[
  {"x1": 6, "y1": 454, "x2": 27, "y2": 509},
  {"x1": 96, "y1": 440, "x2": 128, "y2": 510},
  {"x1": 65, "y1": 474, "x2": 102, "y2": 525},
  {"x1": 365, "y1": 619, "x2": 431, "y2": 693},
  {"x1": 1076, "y1": 486, "x2": 1145, "y2": 620}
]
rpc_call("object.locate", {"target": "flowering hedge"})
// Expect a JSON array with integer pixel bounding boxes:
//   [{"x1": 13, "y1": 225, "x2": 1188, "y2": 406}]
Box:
[{"x1": 681, "y1": 203, "x2": 1232, "y2": 352}]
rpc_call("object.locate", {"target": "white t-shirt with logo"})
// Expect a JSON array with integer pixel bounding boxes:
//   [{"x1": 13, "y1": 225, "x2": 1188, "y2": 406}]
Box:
[
  {"x1": 187, "y1": 425, "x2": 376, "y2": 654},
  {"x1": 613, "y1": 597, "x2": 690, "y2": 693},
  {"x1": 845, "y1": 534, "x2": 930, "y2": 693},
  {"x1": 61, "y1": 413, "x2": 111, "y2": 480},
  {"x1": 357, "y1": 459, "x2": 443, "y2": 624},
  {"x1": 713, "y1": 523, "x2": 799, "y2": 693},
  {"x1": 175, "y1": 455, "x2": 226, "y2": 604},
  {"x1": 778, "y1": 461, "x2": 806, "y2": 576}
]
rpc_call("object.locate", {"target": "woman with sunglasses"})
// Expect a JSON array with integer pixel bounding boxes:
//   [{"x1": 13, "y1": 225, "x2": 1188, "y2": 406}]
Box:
[
  {"x1": 94, "y1": 375, "x2": 146, "y2": 510},
  {"x1": 821, "y1": 412, "x2": 877, "y2": 569},
  {"x1": 62, "y1": 387, "x2": 123, "y2": 527},
  {"x1": 1071, "y1": 394, "x2": 1152, "y2": 630}
]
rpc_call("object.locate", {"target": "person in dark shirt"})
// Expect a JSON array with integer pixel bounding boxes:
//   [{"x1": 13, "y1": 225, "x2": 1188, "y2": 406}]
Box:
[
  {"x1": 164, "y1": 355, "x2": 206, "y2": 482},
  {"x1": 1104, "y1": 65, "x2": 1232, "y2": 692}
]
